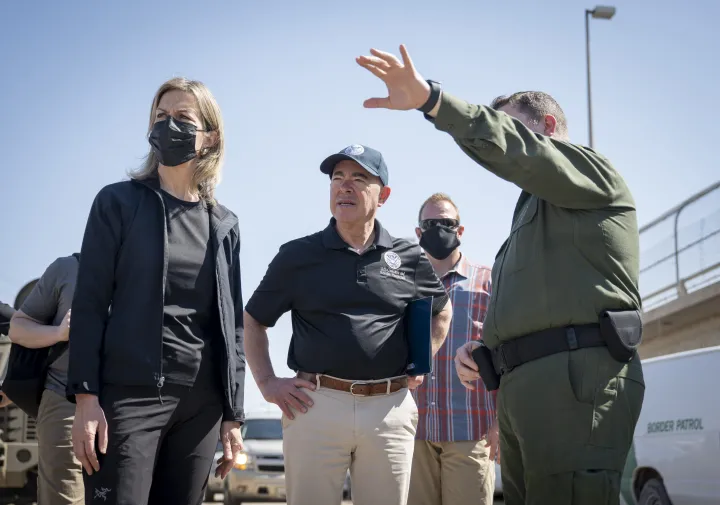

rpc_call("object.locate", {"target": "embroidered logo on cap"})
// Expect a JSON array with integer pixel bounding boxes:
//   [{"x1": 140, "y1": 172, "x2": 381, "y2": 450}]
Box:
[{"x1": 344, "y1": 144, "x2": 364, "y2": 156}]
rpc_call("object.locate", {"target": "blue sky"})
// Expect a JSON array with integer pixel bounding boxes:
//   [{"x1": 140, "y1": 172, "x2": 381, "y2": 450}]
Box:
[{"x1": 1, "y1": 0, "x2": 718, "y2": 412}]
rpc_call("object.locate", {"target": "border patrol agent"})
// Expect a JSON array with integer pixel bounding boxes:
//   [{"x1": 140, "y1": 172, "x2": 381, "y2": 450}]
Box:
[
  {"x1": 243, "y1": 144, "x2": 453, "y2": 505},
  {"x1": 356, "y1": 45, "x2": 645, "y2": 505}
]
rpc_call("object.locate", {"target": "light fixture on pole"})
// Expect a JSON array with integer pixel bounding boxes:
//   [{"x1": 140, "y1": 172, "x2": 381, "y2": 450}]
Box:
[{"x1": 585, "y1": 5, "x2": 616, "y2": 148}]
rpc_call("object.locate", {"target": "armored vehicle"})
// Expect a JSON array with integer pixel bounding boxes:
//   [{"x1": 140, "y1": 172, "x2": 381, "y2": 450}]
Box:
[{"x1": 1, "y1": 280, "x2": 39, "y2": 505}]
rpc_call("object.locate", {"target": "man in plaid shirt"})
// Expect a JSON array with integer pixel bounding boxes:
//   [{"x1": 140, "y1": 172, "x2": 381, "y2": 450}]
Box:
[{"x1": 409, "y1": 193, "x2": 499, "y2": 505}]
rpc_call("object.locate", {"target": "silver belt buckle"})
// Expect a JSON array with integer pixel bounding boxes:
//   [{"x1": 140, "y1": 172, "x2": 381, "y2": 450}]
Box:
[
  {"x1": 349, "y1": 381, "x2": 369, "y2": 396},
  {"x1": 350, "y1": 378, "x2": 394, "y2": 396}
]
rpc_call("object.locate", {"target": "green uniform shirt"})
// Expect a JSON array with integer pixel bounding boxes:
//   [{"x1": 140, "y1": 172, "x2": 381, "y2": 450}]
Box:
[{"x1": 428, "y1": 92, "x2": 641, "y2": 350}]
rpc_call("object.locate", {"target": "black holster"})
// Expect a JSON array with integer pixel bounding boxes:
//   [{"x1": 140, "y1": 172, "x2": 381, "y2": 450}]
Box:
[
  {"x1": 599, "y1": 309, "x2": 643, "y2": 362},
  {"x1": 471, "y1": 342, "x2": 501, "y2": 391}
]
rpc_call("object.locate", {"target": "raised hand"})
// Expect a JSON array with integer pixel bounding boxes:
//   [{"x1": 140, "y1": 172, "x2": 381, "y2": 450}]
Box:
[{"x1": 356, "y1": 44, "x2": 431, "y2": 111}]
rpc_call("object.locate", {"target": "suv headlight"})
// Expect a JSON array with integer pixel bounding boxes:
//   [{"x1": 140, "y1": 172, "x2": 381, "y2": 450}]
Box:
[{"x1": 234, "y1": 452, "x2": 253, "y2": 471}]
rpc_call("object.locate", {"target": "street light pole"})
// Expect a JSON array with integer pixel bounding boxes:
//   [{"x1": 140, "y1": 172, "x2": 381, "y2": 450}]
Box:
[
  {"x1": 585, "y1": 5, "x2": 616, "y2": 149},
  {"x1": 585, "y1": 10, "x2": 594, "y2": 148}
]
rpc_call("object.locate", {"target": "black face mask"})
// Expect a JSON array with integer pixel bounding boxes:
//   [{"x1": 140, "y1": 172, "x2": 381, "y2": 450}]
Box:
[
  {"x1": 419, "y1": 225, "x2": 460, "y2": 260},
  {"x1": 148, "y1": 117, "x2": 200, "y2": 167}
]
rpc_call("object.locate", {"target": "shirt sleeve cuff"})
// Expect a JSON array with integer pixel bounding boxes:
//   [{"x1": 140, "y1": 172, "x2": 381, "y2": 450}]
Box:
[
  {"x1": 244, "y1": 304, "x2": 278, "y2": 329},
  {"x1": 65, "y1": 382, "x2": 99, "y2": 404},
  {"x1": 223, "y1": 407, "x2": 245, "y2": 424},
  {"x1": 431, "y1": 294, "x2": 450, "y2": 316},
  {"x1": 423, "y1": 92, "x2": 478, "y2": 137}
]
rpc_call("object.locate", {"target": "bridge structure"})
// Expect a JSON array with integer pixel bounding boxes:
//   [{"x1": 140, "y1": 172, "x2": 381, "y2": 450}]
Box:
[{"x1": 637, "y1": 180, "x2": 720, "y2": 359}]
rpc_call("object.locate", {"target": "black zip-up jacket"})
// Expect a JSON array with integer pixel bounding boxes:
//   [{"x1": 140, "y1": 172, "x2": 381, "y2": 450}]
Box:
[{"x1": 66, "y1": 177, "x2": 245, "y2": 423}]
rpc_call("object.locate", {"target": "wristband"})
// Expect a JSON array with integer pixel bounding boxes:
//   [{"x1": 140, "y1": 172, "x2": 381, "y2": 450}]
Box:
[{"x1": 417, "y1": 80, "x2": 442, "y2": 114}]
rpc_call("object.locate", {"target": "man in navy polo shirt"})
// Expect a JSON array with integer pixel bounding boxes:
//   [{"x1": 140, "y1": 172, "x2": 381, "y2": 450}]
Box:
[{"x1": 244, "y1": 144, "x2": 453, "y2": 505}]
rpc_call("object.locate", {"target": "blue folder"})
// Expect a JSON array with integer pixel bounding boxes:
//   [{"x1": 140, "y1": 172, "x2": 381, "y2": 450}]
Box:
[{"x1": 404, "y1": 296, "x2": 433, "y2": 376}]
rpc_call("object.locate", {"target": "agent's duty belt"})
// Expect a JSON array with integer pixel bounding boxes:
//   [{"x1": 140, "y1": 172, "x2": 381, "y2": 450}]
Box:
[
  {"x1": 297, "y1": 372, "x2": 408, "y2": 397},
  {"x1": 492, "y1": 323, "x2": 606, "y2": 375},
  {"x1": 474, "y1": 311, "x2": 642, "y2": 391}
]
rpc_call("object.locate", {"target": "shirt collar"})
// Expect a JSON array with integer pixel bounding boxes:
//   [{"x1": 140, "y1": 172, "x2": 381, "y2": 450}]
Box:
[
  {"x1": 132, "y1": 175, "x2": 235, "y2": 226},
  {"x1": 445, "y1": 252, "x2": 471, "y2": 279},
  {"x1": 322, "y1": 217, "x2": 393, "y2": 250}
]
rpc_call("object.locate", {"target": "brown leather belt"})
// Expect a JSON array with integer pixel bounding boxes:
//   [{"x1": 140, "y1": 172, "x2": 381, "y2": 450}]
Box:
[{"x1": 297, "y1": 372, "x2": 408, "y2": 397}]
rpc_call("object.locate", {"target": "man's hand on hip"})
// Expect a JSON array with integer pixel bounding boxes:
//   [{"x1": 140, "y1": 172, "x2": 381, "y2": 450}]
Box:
[
  {"x1": 72, "y1": 394, "x2": 107, "y2": 475},
  {"x1": 356, "y1": 44, "x2": 431, "y2": 111},
  {"x1": 454, "y1": 341, "x2": 482, "y2": 390},
  {"x1": 259, "y1": 376, "x2": 316, "y2": 420}
]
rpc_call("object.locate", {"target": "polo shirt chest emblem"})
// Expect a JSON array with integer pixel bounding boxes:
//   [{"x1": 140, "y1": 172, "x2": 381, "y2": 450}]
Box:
[{"x1": 380, "y1": 251, "x2": 406, "y2": 280}]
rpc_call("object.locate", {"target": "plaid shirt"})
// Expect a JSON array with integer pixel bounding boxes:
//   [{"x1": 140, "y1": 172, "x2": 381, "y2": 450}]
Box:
[{"x1": 412, "y1": 254, "x2": 497, "y2": 442}]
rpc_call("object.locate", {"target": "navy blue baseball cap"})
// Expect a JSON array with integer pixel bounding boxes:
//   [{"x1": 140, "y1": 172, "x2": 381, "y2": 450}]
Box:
[{"x1": 320, "y1": 144, "x2": 389, "y2": 186}]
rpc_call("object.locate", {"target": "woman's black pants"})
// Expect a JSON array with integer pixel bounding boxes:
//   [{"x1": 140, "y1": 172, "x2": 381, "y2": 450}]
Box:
[{"x1": 82, "y1": 382, "x2": 224, "y2": 505}]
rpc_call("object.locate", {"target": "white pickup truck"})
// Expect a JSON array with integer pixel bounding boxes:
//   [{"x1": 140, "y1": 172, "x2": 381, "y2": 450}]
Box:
[{"x1": 620, "y1": 345, "x2": 720, "y2": 505}]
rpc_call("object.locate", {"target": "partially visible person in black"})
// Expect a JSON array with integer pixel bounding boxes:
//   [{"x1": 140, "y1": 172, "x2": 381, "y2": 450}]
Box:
[{"x1": 66, "y1": 77, "x2": 246, "y2": 505}]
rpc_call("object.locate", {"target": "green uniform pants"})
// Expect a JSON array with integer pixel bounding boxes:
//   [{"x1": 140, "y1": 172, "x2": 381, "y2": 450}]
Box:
[{"x1": 497, "y1": 346, "x2": 645, "y2": 505}]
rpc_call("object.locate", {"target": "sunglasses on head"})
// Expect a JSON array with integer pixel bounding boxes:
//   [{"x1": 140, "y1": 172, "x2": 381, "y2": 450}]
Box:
[{"x1": 419, "y1": 218, "x2": 460, "y2": 231}]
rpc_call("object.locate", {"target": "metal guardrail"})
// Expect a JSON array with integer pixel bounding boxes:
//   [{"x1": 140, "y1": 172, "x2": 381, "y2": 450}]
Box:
[{"x1": 639, "y1": 180, "x2": 720, "y2": 310}]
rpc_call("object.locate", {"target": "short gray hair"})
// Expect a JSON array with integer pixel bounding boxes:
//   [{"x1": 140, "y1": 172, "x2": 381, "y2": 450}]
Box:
[{"x1": 491, "y1": 91, "x2": 568, "y2": 139}]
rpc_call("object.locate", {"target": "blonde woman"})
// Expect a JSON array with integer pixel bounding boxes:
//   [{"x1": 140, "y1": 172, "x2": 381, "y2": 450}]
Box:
[{"x1": 66, "y1": 77, "x2": 246, "y2": 505}]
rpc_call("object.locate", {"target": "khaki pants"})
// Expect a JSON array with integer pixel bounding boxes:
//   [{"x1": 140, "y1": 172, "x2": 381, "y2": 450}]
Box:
[
  {"x1": 282, "y1": 381, "x2": 418, "y2": 505},
  {"x1": 408, "y1": 439, "x2": 495, "y2": 505},
  {"x1": 36, "y1": 389, "x2": 84, "y2": 505}
]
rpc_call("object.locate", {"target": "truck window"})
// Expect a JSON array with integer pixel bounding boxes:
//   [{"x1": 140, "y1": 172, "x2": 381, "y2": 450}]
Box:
[{"x1": 241, "y1": 419, "x2": 283, "y2": 440}]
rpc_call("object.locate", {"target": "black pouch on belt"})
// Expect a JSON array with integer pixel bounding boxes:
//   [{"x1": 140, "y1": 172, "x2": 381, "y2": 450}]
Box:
[
  {"x1": 471, "y1": 342, "x2": 501, "y2": 391},
  {"x1": 599, "y1": 309, "x2": 643, "y2": 362}
]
